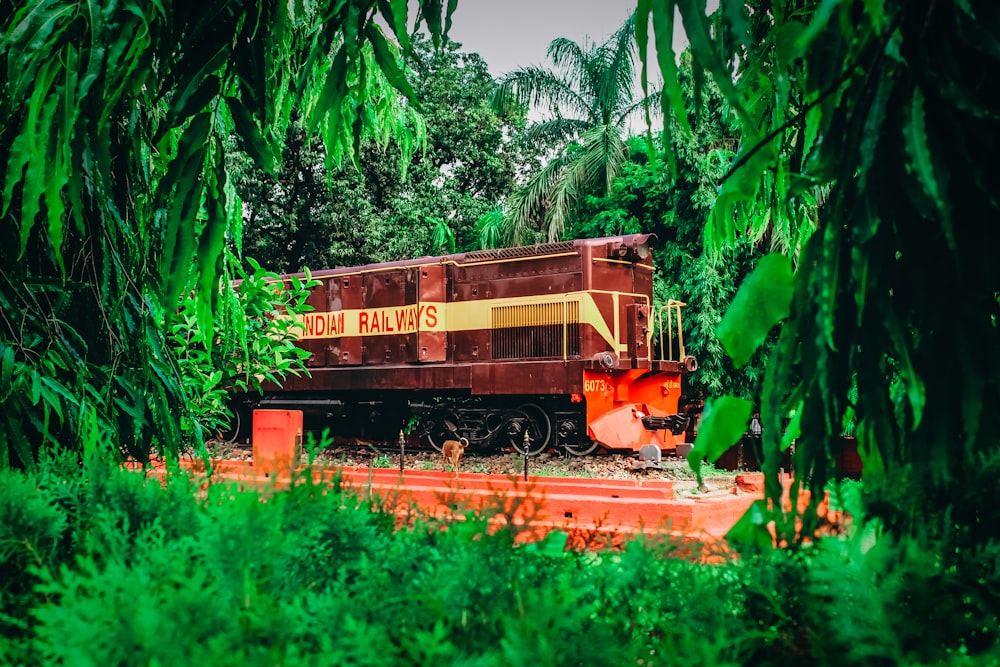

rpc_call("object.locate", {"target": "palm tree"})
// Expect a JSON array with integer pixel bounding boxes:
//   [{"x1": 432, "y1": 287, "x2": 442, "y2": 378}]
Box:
[{"x1": 488, "y1": 11, "x2": 659, "y2": 245}]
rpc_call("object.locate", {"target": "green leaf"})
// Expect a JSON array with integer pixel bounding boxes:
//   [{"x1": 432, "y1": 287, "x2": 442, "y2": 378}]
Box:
[
  {"x1": 1, "y1": 411, "x2": 34, "y2": 471},
  {"x1": 196, "y1": 149, "x2": 228, "y2": 345},
  {"x1": 903, "y1": 86, "x2": 954, "y2": 252},
  {"x1": 5, "y1": 56, "x2": 60, "y2": 256},
  {"x1": 863, "y1": 0, "x2": 887, "y2": 31},
  {"x1": 781, "y1": 407, "x2": 801, "y2": 453},
  {"x1": 791, "y1": 0, "x2": 842, "y2": 57},
  {"x1": 445, "y1": 0, "x2": 458, "y2": 36},
  {"x1": 310, "y1": 43, "x2": 349, "y2": 139},
  {"x1": 523, "y1": 529, "x2": 569, "y2": 557},
  {"x1": 773, "y1": 21, "x2": 806, "y2": 66},
  {"x1": 377, "y1": 0, "x2": 406, "y2": 52},
  {"x1": 676, "y1": 0, "x2": 752, "y2": 128},
  {"x1": 883, "y1": 308, "x2": 925, "y2": 429},
  {"x1": 365, "y1": 24, "x2": 418, "y2": 105},
  {"x1": 5, "y1": 0, "x2": 73, "y2": 102},
  {"x1": 716, "y1": 254, "x2": 794, "y2": 368},
  {"x1": 725, "y1": 499, "x2": 774, "y2": 552},
  {"x1": 30, "y1": 370, "x2": 41, "y2": 404},
  {"x1": 688, "y1": 395, "x2": 752, "y2": 468},
  {"x1": 0, "y1": 343, "x2": 14, "y2": 396},
  {"x1": 38, "y1": 377, "x2": 73, "y2": 423},
  {"x1": 419, "y1": 0, "x2": 443, "y2": 46},
  {"x1": 642, "y1": 0, "x2": 688, "y2": 180},
  {"x1": 720, "y1": 0, "x2": 751, "y2": 49},
  {"x1": 157, "y1": 113, "x2": 211, "y2": 309},
  {"x1": 709, "y1": 137, "x2": 777, "y2": 253},
  {"x1": 227, "y1": 96, "x2": 276, "y2": 173},
  {"x1": 165, "y1": 74, "x2": 220, "y2": 129},
  {"x1": 204, "y1": 370, "x2": 223, "y2": 392},
  {"x1": 857, "y1": 67, "x2": 893, "y2": 195},
  {"x1": 650, "y1": 0, "x2": 691, "y2": 133},
  {"x1": 389, "y1": 0, "x2": 409, "y2": 49}
]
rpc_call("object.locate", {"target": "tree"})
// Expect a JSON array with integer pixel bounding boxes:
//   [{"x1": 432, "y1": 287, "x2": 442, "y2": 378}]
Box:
[
  {"x1": 405, "y1": 36, "x2": 539, "y2": 253},
  {"x1": 640, "y1": 0, "x2": 1000, "y2": 548},
  {"x1": 489, "y1": 11, "x2": 660, "y2": 245},
  {"x1": 571, "y1": 53, "x2": 766, "y2": 401},
  {"x1": 229, "y1": 119, "x2": 379, "y2": 273},
  {"x1": 574, "y1": 153, "x2": 765, "y2": 402},
  {"x1": 0, "y1": 1, "x2": 454, "y2": 466},
  {"x1": 232, "y1": 35, "x2": 535, "y2": 273}
]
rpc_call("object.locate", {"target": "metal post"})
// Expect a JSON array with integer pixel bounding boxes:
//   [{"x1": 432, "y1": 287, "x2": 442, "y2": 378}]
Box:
[
  {"x1": 523, "y1": 431, "x2": 531, "y2": 481},
  {"x1": 398, "y1": 430, "x2": 405, "y2": 480},
  {"x1": 367, "y1": 459, "x2": 374, "y2": 502},
  {"x1": 749, "y1": 415, "x2": 762, "y2": 471}
]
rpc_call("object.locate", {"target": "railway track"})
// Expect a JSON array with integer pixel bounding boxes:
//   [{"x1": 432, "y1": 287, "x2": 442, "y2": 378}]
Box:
[{"x1": 217, "y1": 439, "x2": 696, "y2": 481}]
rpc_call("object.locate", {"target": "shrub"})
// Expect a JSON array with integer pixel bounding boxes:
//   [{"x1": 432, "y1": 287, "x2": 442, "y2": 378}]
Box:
[{"x1": 2, "y1": 455, "x2": 1000, "y2": 665}]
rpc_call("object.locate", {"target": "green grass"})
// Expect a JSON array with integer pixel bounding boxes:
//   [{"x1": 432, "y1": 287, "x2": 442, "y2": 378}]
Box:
[
  {"x1": 694, "y1": 460, "x2": 743, "y2": 478},
  {"x1": 535, "y1": 465, "x2": 599, "y2": 478}
]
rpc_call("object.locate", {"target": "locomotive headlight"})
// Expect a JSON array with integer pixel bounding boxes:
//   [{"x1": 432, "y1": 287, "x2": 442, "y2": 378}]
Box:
[{"x1": 600, "y1": 352, "x2": 615, "y2": 368}]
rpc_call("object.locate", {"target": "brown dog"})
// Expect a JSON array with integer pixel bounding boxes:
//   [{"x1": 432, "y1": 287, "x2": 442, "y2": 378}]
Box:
[{"x1": 442, "y1": 437, "x2": 469, "y2": 472}]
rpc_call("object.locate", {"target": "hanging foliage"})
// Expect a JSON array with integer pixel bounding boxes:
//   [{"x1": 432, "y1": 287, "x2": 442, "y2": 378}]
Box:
[
  {"x1": 640, "y1": 0, "x2": 1000, "y2": 543},
  {"x1": 0, "y1": 0, "x2": 454, "y2": 466}
]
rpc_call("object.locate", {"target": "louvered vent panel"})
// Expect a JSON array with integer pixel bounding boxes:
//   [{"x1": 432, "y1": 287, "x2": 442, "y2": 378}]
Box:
[
  {"x1": 491, "y1": 301, "x2": 580, "y2": 360},
  {"x1": 464, "y1": 241, "x2": 575, "y2": 262}
]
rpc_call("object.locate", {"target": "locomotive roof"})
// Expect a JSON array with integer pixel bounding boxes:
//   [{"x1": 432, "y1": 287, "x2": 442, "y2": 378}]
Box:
[{"x1": 293, "y1": 233, "x2": 654, "y2": 280}]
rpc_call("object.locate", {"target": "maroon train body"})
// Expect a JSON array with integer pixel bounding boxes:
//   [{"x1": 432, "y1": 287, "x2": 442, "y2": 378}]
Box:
[{"x1": 236, "y1": 234, "x2": 697, "y2": 456}]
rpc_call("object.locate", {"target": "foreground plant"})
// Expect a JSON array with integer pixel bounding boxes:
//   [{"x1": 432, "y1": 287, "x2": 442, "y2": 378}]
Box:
[
  {"x1": 639, "y1": 0, "x2": 1000, "y2": 554},
  {"x1": 0, "y1": 0, "x2": 454, "y2": 467},
  {"x1": 2, "y1": 455, "x2": 998, "y2": 664},
  {"x1": 170, "y1": 251, "x2": 319, "y2": 445}
]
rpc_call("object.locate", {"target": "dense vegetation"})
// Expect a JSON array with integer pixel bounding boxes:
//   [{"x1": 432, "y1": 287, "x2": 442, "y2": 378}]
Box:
[
  {"x1": 645, "y1": 0, "x2": 1000, "y2": 548},
  {"x1": 228, "y1": 15, "x2": 764, "y2": 400},
  {"x1": 487, "y1": 12, "x2": 658, "y2": 246},
  {"x1": 3, "y1": 0, "x2": 1000, "y2": 662},
  {"x1": 0, "y1": 0, "x2": 453, "y2": 466},
  {"x1": 231, "y1": 34, "x2": 542, "y2": 273},
  {"x1": 571, "y1": 53, "x2": 766, "y2": 400},
  {"x1": 4, "y1": 453, "x2": 995, "y2": 666}
]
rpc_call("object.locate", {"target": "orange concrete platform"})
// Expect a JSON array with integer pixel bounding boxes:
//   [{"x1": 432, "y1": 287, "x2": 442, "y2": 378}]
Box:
[{"x1": 133, "y1": 458, "x2": 777, "y2": 550}]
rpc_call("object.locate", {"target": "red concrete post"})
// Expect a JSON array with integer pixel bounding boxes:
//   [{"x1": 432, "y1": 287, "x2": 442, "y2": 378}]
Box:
[{"x1": 252, "y1": 409, "x2": 303, "y2": 476}]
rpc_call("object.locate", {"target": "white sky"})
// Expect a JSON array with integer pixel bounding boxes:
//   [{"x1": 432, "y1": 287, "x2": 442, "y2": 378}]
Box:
[
  {"x1": 444, "y1": 1, "x2": 656, "y2": 78},
  {"x1": 434, "y1": 1, "x2": 690, "y2": 131}
]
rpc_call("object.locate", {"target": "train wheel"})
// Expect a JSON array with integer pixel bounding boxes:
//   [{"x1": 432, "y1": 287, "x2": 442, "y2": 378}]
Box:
[
  {"x1": 217, "y1": 410, "x2": 242, "y2": 445},
  {"x1": 559, "y1": 419, "x2": 599, "y2": 456},
  {"x1": 563, "y1": 438, "x2": 600, "y2": 456},
  {"x1": 218, "y1": 401, "x2": 253, "y2": 445},
  {"x1": 506, "y1": 403, "x2": 552, "y2": 455},
  {"x1": 422, "y1": 411, "x2": 462, "y2": 452}
]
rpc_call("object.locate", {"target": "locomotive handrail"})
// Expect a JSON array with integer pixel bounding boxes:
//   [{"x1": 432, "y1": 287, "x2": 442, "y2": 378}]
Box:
[{"x1": 657, "y1": 300, "x2": 687, "y2": 362}]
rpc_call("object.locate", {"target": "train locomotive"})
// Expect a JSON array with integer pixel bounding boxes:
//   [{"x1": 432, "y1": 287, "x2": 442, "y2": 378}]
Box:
[{"x1": 242, "y1": 234, "x2": 698, "y2": 456}]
